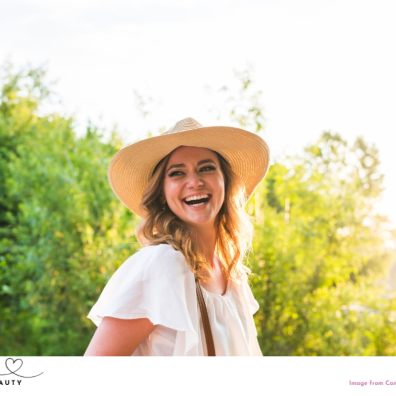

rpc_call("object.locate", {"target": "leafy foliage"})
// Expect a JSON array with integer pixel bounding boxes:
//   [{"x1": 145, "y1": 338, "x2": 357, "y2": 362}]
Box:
[
  {"x1": 0, "y1": 65, "x2": 138, "y2": 355},
  {"x1": 246, "y1": 131, "x2": 395, "y2": 355}
]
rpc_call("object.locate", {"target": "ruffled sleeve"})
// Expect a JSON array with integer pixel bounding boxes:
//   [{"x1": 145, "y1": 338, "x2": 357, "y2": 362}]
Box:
[
  {"x1": 238, "y1": 266, "x2": 260, "y2": 316},
  {"x1": 212, "y1": 264, "x2": 261, "y2": 356},
  {"x1": 244, "y1": 282, "x2": 260, "y2": 316},
  {"x1": 87, "y1": 244, "x2": 198, "y2": 335},
  {"x1": 235, "y1": 268, "x2": 262, "y2": 355}
]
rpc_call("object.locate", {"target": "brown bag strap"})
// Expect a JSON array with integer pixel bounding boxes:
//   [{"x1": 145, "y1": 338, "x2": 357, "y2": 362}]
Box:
[{"x1": 195, "y1": 277, "x2": 216, "y2": 356}]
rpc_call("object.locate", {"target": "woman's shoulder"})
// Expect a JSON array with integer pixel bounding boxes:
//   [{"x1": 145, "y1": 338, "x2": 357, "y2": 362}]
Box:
[
  {"x1": 137, "y1": 243, "x2": 182, "y2": 257},
  {"x1": 134, "y1": 243, "x2": 186, "y2": 264},
  {"x1": 121, "y1": 243, "x2": 189, "y2": 279}
]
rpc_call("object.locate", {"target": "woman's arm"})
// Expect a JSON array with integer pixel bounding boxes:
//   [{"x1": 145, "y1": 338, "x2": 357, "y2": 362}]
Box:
[{"x1": 84, "y1": 317, "x2": 155, "y2": 356}]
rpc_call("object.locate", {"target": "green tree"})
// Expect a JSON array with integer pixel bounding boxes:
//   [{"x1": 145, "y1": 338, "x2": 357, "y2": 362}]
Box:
[
  {"x1": 247, "y1": 133, "x2": 396, "y2": 355},
  {"x1": 0, "y1": 64, "x2": 137, "y2": 355}
]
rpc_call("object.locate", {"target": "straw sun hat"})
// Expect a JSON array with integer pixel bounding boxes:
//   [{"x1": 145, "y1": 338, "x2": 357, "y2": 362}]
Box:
[{"x1": 108, "y1": 117, "x2": 270, "y2": 217}]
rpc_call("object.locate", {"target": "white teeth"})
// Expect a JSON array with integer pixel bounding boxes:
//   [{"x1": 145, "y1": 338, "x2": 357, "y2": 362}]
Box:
[{"x1": 184, "y1": 194, "x2": 209, "y2": 203}]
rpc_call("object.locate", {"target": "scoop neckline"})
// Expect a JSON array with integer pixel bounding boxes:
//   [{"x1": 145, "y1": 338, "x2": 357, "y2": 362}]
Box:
[{"x1": 200, "y1": 279, "x2": 231, "y2": 298}]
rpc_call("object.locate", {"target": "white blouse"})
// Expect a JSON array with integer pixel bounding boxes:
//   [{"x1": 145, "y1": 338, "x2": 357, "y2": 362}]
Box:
[{"x1": 87, "y1": 243, "x2": 262, "y2": 356}]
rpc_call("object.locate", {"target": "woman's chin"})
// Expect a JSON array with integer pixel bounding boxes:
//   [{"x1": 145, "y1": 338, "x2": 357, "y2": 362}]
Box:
[{"x1": 183, "y1": 216, "x2": 216, "y2": 228}]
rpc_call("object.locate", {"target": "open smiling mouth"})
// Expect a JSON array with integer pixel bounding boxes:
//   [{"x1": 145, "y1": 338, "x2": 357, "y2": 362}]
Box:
[{"x1": 182, "y1": 194, "x2": 212, "y2": 207}]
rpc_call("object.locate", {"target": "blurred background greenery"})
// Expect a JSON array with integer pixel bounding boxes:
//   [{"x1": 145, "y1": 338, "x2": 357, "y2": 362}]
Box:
[{"x1": 0, "y1": 63, "x2": 395, "y2": 355}]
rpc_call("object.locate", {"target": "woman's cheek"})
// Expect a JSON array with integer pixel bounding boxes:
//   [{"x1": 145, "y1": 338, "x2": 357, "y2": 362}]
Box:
[{"x1": 165, "y1": 181, "x2": 181, "y2": 206}]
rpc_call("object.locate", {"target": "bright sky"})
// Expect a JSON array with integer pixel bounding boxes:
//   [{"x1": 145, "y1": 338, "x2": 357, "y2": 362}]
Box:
[{"x1": 1, "y1": 0, "x2": 396, "y2": 227}]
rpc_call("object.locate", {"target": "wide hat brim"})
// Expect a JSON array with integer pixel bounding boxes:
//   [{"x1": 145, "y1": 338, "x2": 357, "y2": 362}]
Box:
[{"x1": 108, "y1": 124, "x2": 270, "y2": 217}]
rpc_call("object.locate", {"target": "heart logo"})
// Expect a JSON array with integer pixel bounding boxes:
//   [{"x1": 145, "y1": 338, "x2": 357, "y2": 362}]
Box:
[{"x1": 5, "y1": 358, "x2": 23, "y2": 374}]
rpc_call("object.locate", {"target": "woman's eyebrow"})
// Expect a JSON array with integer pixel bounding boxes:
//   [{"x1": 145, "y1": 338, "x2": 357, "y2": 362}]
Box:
[{"x1": 166, "y1": 159, "x2": 215, "y2": 172}]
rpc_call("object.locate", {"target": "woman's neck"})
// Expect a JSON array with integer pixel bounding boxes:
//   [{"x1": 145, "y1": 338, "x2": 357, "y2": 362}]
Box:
[{"x1": 191, "y1": 224, "x2": 217, "y2": 268}]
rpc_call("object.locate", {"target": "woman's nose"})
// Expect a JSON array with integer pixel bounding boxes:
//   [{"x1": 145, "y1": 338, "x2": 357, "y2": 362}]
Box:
[{"x1": 186, "y1": 173, "x2": 204, "y2": 188}]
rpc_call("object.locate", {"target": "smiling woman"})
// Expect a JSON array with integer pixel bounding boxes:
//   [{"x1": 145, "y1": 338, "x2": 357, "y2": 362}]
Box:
[{"x1": 84, "y1": 117, "x2": 270, "y2": 356}]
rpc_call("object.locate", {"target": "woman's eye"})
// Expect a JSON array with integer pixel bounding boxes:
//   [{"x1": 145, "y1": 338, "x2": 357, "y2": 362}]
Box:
[
  {"x1": 168, "y1": 171, "x2": 183, "y2": 177},
  {"x1": 200, "y1": 166, "x2": 216, "y2": 172}
]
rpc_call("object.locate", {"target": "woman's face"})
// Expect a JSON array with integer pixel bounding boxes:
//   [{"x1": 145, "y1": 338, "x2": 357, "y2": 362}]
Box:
[{"x1": 163, "y1": 146, "x2": 225, "y2": 230}]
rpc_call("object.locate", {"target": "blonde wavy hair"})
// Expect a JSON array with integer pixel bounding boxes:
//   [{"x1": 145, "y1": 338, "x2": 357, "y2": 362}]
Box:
[{"x1": 136, "y1": 148, "x2": 254, "y2": 282}]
